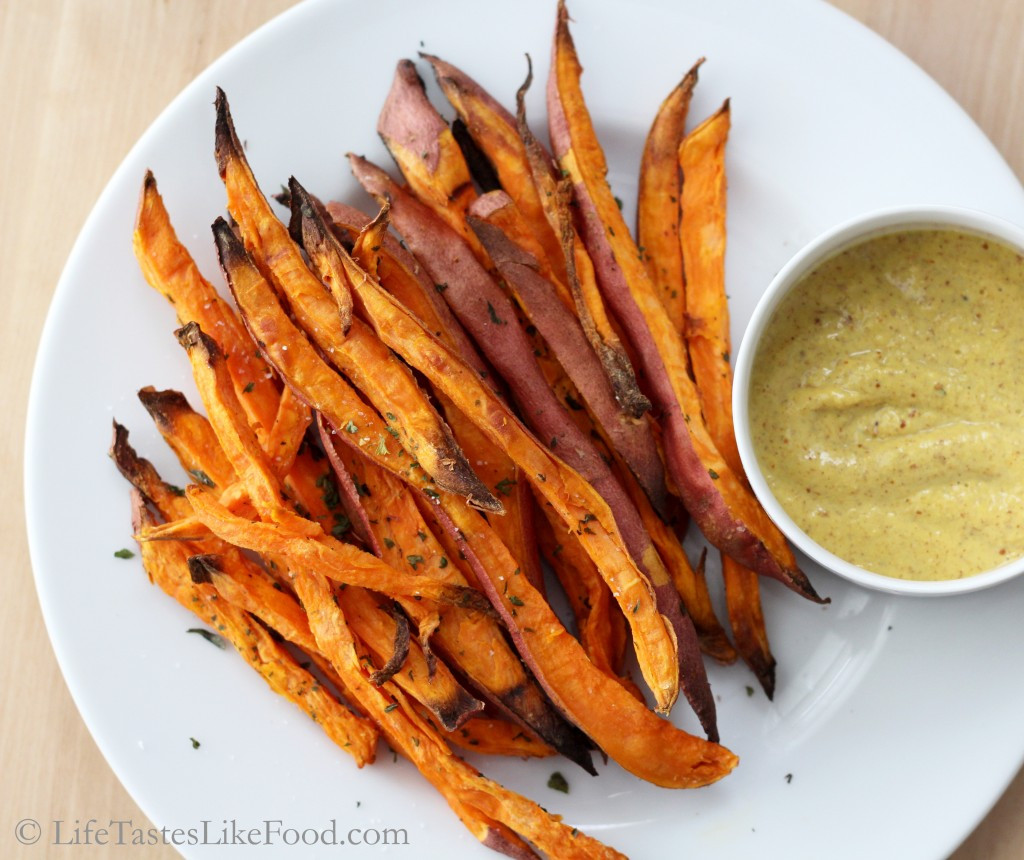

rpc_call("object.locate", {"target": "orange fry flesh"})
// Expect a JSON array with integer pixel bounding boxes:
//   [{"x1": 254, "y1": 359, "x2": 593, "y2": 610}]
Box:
[
  {"x1": 213, "y1": 90, "x2": 499, "y2": 514},
  {"x1": 639, "y1": 59, "x2": 702, "y2": 328},
  {"x1": 549, "y1": 2, "x2": 823, "y2": 603},
  {"x1": 680, "y1": 101, "x2": 777, "y2": 691},
  {"x1": 293, "y1": 186, "x2": 681, "y2": 715}
]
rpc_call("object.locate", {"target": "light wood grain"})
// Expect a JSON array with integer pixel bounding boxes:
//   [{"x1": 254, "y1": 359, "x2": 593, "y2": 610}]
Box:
[{"x1": 2, "y1": 1, "x2": 1020, "y2": 858}]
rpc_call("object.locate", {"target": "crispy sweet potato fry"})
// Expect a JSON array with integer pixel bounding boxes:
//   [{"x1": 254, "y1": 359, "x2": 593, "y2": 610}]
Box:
[
  {"x1": 549, "y1": 2, "x2": 824, "y2": 604},
  {"x1": 174, "y1": 320, "x2": 492, "y2": 727},
  {"x1": 320, "y1": 424, "x2": 595, "y2": 772},
  {"x1": 346, "y1": 202, "x2": 547, "y2": 597},
  {"x1": 113, "y1": 432, "x2": 378, "y2": 768},
  {"x1": 680, "y1": 101, "x2": 776, "y2": 693},
  {"x1": 441, "y1": 715, "x2": 555, "y2": 759},
  {"x1": 312, "y1": 186, "x2": 716, "y2": 735},
  {"x1": 175, "y1": 322, "x2": 489, "y2": 614},
  {"x1": 467, "y1": 193, "x2": 668, "y2": 516},
  {"x1": 295, "y1": 180, "x2": 686, "y2": 717},
  {"x1": 680, "y1": 100, "x2": 737, "y2": 469},
  {"x1": 132, "y1": 506, "x2": 379, "y2": 765},
  {"x1": 377, "y1": 60, "x2": 481, "y2": 253},
  {"x1": 534, "y1": 501, "x2": 633, "y2": 689},
  {"x1": 424, "y1": 52, "x2": 568, "y2": 286},
  {"x1": 138, "y1": 387, "x2": 238, "y2": 489},
  {"x1": 619, "y1": 462, "x2": 737, "y2": 666},
  {"x1": 214, "y1": 90, "x2": 499, "y2": 514},
  {"x1": 426, "y1": 53, "x2": 649, "y2": 422},
  {"x1": 257, "y1": 511, "x2": 620, "y2": 858},
  {"x1": 327, "y1": 201, "x2": 492, "y2": 380},
  {"x1": 639, "y1": 60, "x2": 702, "y2": 326},
  {"x1": 133, "y1": 172, "x2": 280, "y2": 439},
  {"x1": 514, "y1": 72, "x2": 650, "y2": 422},
  {"x1": 432, "y1": 489, "x2": 737, "y2": 788},
  {"x1": 213, "y1": 217, "x2": 483, "y2": 510}
]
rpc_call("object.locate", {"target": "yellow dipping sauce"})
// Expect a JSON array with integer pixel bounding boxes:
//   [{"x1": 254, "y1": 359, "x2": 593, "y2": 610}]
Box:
[{"x1": 750, "y1": 228, "x2": 1024, "y2": 581}]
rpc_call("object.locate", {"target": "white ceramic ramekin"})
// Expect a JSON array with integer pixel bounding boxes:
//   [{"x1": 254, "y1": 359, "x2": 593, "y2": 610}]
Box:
[{"x1": 733, "y1": 205, "x2": 1024, "y2": 596}]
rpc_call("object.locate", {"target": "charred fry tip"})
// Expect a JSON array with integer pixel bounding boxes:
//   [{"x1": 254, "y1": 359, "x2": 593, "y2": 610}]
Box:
[
  {"x1": 213, "y1": 87, "x2": 241, "y2": 179},
  {"x1": 368, "y1": 603, "x2": 412, "y2": 687},
  {"x1": 186, "y1": 554, "x2": 221, "y2": 585},
  {"x1": 174, "y1": 320, "x2": 221, "y2": 364},
  {"x1": 211, "y1": 215, "x2": 251, "y2": 274},
  {"x1": 395, "y1": 57, "x2": 424, "y2": 83},
  {"x1": 109, "y1": 421, "x2": 156, "y2": 507},
  {"x1": 287, "y1": 177, "x2": 327, "y2": 245},
  {"x1": 683, "y1": 56, "x2": 706, "y2": 82},
  {"x1": 435, "y1": 693, "x2": 485, "y2": 733},
  {"x1": 516, "y1": 53, "x2": 534, "y2": 103},
  {"x1": 129, "y1": 487, "x2": 153, "y2": 536},
  {"x1": 142, "y1": 169, "x2": 157, "y2": 191},
  {"x1": 137, "y1": 386, "x2": 191, "y2": 426}
]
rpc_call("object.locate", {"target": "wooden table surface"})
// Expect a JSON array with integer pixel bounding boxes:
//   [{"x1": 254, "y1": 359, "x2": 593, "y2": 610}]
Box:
[{"x1": 3, "y1": 1, "x2": 1022, "y2": 857}]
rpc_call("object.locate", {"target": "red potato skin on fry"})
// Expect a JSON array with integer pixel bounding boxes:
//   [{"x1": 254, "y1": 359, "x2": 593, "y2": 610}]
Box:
[{"x1": 548, "y1": 3, "x2": 824, "y2": 603}]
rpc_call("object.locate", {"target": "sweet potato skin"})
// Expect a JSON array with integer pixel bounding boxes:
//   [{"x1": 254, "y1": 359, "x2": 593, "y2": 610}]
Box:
[
  {"x1": 638, "y1": 60, "x2": 702, "y2": 327},
  {"x1": 548, "y1": 1, "x2": 824, "y2": 603},
  {"x1": 214, "y1": 90, "x2": 499, "y2": 514}
]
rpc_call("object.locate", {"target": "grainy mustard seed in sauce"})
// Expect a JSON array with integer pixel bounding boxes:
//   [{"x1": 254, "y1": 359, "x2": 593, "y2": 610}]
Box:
[{"x1": 750, "y1": 228, "x2": 1024, "y2": 580}]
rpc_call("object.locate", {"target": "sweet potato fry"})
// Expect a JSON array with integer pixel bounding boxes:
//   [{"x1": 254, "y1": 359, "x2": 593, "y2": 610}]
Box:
[
  {"x1": 467, "y1": 193, "x2": 668, "y2": 516},
  {"x1": 328, "y1": 197, "x2": 551, "y2": 595},
  {"x1": 321, "y1": 426, "x2": 595, "y2": 772},
  {"x1": 133, "y1": 172, "x2": 280, "y2": 440},
  {"x1": 548, "y1": 2, "x2": 824, "y2": 603},
  {"x1": 680, "y1": 101, "x2": 776, "y2": 692},
  {"x1": 183, "y1": 486, "x2": 483, "y2": 615},
  {"x1": 424, "y1": 52, "x2": 568, "y2": 285},
  {"x1": 680, "y1": 100, "x2": 736, "y2": 469},
  {"x1": 116, "y1": 443, "x2": 378, "y2": 768},
  {"x1": 639, "y1": 59, "x2": 702, "y2": 326},
  {"x1": 326, "y1": 201, "x2": 492, "y2": 380},
  {"x1": 514, "y1": 72, "x2": 650, "y2": 422},
  {"x1": 214, "y1": 90, "x2": 499, "y2": 514},
  {"x1": 134, "y1": 513, "x2": 379, "y2": 765},
  {"x1": 426, "y1": 53, "x2": 649, "y2": 422},
  {"x1": 432, "y1": 490, "x2": 737, "y2": 788},
  {"x1": 377, "y1": 60, "x2": 480, "y2": 253},
  {"x1": 534, "y1": 501, "x2": 632, "y2": 689},
  {"x1": 722, "y1": 554, "x2": 776, "y2": 696},
  {"x1": 212, "y1": 216, "x2": 491, "y2": 512},
  {"x1": 619, "y1": 462, "x2": 737, "y2": 666},
  {"x1": 175, "y1": 322, "x2": 489, "y2": 615},
  {"x1": 294, "y1": 179, "x2": 686, "y2": 717},
  {"x1": 268, "y1": 528, "x2": 621, "y2": 858},
  {"x1": 441, "y1": 715, "x2": 555, "y2": 760},
  {"x1": 313, "y1": 185, "x2": 715, "y2": 735}
]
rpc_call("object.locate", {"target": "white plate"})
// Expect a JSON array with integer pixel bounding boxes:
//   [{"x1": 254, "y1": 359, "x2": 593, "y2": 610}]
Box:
[{"x1": 25, "y1": 0, "x2": 1024, "y2": 857}]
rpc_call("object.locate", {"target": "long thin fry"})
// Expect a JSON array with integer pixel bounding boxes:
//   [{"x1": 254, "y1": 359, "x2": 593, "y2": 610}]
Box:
[
  {"x1": 133, "y1": 172, "x2": 280, "y2": 439},
  {"x1": 214, "y1": 89, "x2": 499, "y2": 514},
  {"x1": 639, "y1": 59, "x2": 702, "y2": 326},
  {"x1": 112, "y1": 433, "x2": 378, "y2": 767},
  {"x1": 548, "y1": 1, "x2": 824, "y2": 603},
  {"x1": 680, "y1": 101, "x2": 777, "y2": 693},
  {"x1": 295, "y1": 180, "x2": 685, "y2": 717}
]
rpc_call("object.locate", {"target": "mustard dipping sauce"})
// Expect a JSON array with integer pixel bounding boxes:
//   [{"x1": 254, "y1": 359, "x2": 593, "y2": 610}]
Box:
[{"x1": 749, "y1": 228, "x2": 1024, "y2": 581}]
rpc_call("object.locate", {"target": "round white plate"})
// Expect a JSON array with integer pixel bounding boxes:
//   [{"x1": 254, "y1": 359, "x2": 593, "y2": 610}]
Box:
[{"x1": 26, "y1": 0, "x2": 1024, "y2": 857}]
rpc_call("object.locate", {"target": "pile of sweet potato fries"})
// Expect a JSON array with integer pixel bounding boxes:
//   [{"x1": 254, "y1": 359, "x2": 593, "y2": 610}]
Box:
[{"x1": 112, "y1": 3, "x2": 824, "y2": 856}]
